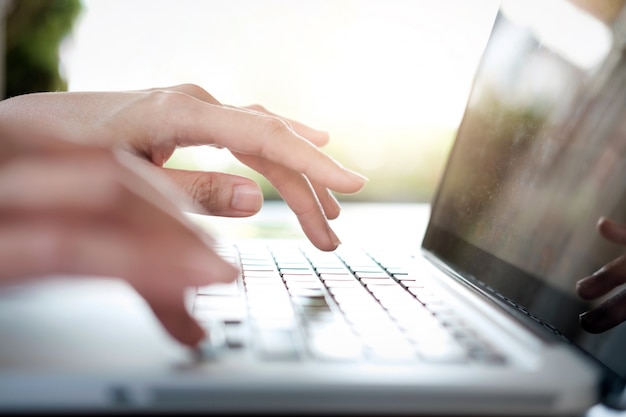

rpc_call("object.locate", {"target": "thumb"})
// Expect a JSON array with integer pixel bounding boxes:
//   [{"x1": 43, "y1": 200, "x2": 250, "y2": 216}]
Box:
[{"x1": 164, "y1": 168, "x2": 264, "y2": 217}]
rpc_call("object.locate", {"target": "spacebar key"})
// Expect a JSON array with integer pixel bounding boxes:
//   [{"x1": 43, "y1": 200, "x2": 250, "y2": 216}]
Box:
[{"x1": 255, "y1": 329, "x2": 301, "y2": 360}]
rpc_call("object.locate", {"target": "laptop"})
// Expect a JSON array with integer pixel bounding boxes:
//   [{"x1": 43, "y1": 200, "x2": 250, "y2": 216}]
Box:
[{"x1": 1, "y1": 0, "x2": 626, "y2": 415}]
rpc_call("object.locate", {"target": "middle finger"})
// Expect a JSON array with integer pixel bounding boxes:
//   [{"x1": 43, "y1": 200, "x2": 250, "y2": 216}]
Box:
[
  {"x1": 234, "y1": 151, "x2": 340, "y2": 251},
  {"x1": 576, "y1": 255, "x2": 626, "y2": 300}
]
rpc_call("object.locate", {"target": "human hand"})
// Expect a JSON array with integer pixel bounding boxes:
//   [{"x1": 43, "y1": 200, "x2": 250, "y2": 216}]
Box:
[
  {"x1": 576, "y1": 217, "x2": 626, "y2": 333},
  {"x1": 0, "y1": 84, "x2": 367, "y2": 251},
  {"x1": 0, "y1": 129, "x2": 238, "y2": 347}
]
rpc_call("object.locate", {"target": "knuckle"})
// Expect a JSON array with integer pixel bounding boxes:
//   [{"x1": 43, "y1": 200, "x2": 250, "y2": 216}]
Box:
[
  {"x1": 255, "y1": 116, "x2": 293, "y2": 160},
  {"x1": 257, "y1": 115, "x2": 290, "y2": 139},
  {"x1": 247, "y1": 104, "x2": 267, "y2": 113},
  {"x1": 173, "y1": 83, "x2": 209, "y2": 98},
  {"x1": 187, "y1": 174, "x2": 225, "y2": 214},
  {"x1": 145, "y1": 89, "x2": 188, "y2": 110},
  {"x1": 161, "y1": 83, "x2": 219, "y2": 105}
]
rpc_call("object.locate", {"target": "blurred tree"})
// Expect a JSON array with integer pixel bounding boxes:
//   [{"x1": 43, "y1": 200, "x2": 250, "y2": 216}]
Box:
[{"x1": 5, "y1": 0, "x2": 81, "y2": 98}]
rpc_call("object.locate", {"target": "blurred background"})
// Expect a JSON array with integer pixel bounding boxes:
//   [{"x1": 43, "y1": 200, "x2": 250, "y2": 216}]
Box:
[{"x1": 0, "y1": 0, "x2": 500, "y2": 203}]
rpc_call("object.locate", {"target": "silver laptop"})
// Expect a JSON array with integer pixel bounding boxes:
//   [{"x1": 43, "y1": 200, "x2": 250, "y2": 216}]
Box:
[{"x1": 1, "y1": 0, "x2": 626, "y2": 414}]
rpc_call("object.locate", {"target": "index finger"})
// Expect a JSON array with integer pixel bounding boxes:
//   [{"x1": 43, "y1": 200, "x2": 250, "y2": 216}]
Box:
[
  {"x1": 161, "y1": 96, "x2": 367, "y2": 194},
  {"x1": 238, "y1": 104, "x2": 330, "y2": 147},
  {"x1": 598, "y1": 217, "x2": 626, "y2": 245}
]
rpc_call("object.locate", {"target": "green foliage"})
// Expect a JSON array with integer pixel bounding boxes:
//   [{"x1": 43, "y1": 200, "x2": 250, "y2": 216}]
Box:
[{"x1": 5, "y1": 0, "x2": 82, "y2": 97}]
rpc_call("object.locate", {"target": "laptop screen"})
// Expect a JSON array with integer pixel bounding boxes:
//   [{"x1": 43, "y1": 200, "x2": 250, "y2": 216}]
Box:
[{"x1": 423, "y1": 0, "x2": 626, "y2": 386}]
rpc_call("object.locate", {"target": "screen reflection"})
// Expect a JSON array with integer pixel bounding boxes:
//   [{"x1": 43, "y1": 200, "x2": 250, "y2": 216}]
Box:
[{"x1": 425, "y1": 0, "x2": 626, "y2": 380}]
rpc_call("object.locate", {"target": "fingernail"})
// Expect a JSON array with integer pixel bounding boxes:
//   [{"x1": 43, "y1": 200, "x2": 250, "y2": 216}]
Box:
[
  {"x1": 580, "y1": 305, "x2": 609, "y2": 334},
  {"x1": 231, "y1": 184, "x2": 263, "y2": 212},
  {"x1": 345, "y1": 168, "x2": 368, "y2": 182},
  {"x1": 328, "y1": 225, "x2": 342, "y2": 248},
  {"x1": 310, "y1": 127, "x2": 329, "y2": 137},
  {"x1": 579, "y1": 312, "x2": 591, "y2": 329}
]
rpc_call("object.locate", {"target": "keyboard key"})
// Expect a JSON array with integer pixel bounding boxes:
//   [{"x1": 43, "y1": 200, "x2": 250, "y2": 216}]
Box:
[
  {"x1": 361, "y1": 278, "x2": 397, "y2": 286},
  {"x1": 416, "y1": 336, "x2": 468, "y2": 363},
  {"x1": 197, "y1": 281, "x2": 241, "y2": 296},
  {"x1": 316, "y1": 267, "x2": 350, "y2": 275},
  {"x1": 285, "y1": 281, "x2": 323, "y2": 291},
  {"x1": 355, "y1": 272, "x2": 391, "y2": 279},
  {"x1": 282, "y1": 273, "x2": 318, "y2": 281},
  {"x1": 322, "y1": 280, "x2": 362, "y2": 289},
  {"x1": 327, "y1": 286, "x2": 370, "y2": 297},
  {"x1": 194, "y1": 295, "x2": 246, "y2": 311},
  {"x1": 279, "y1": 267, "x2": 313, "y2": 275},
  {"x1": 255, "y1": 329, "x2": 301, "y2": 360},
  {"x1": 243, "y1": 271, "x2": 280, "y2": 278},
  {"x1": 198, "y1": 320, "x2": 227, "y2": 359},
  {"x1": 223, "y1": 322, "x2": 248, "y2": 349},
  {"x1": 244, "y1": 283, "x2": 285, "y2": 293},
  {"x1": 301, "y1": 307, "x2": 336, "y2": 323},
  {"x1": 290, "y1": 294, "x2": 329, "y2": 308},
  {"x1": 221, "y1": 242, "x2": 499, "y2": 365},
  {"x1": 318, "y1": 271, "x2": 354, "y2": 279},
  {"x1": 307, "y1": 323, "x2": 363, "y2": 361},
  {"x1": 251, "y1": 314, "x2": 297, "y2": 331}
]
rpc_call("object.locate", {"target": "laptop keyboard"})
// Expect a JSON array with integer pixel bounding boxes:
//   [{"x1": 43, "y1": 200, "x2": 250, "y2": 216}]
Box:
[{"x1": 192, "y1": 242, "x2": 505, "y2": 365}]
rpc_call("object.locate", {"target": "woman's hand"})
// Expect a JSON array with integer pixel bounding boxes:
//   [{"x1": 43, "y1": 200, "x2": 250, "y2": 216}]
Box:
[
  {"x1": 0, "y1": 131, "x2": 239, "y2": 347},
  {"x1": 0, "y1": 84, "x2": 366, "y2": 347},
  {"x1": 0, "y1": 84, "x2": 367, "y2": 250}
]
